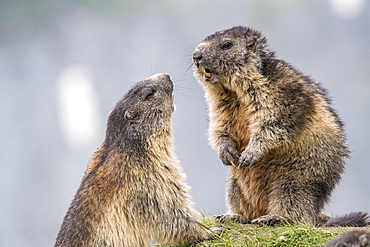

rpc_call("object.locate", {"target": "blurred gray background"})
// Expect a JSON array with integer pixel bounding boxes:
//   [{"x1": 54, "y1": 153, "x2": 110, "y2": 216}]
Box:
[{"x1": 1, "y1": 0, "x2": 369, "y2": 246}]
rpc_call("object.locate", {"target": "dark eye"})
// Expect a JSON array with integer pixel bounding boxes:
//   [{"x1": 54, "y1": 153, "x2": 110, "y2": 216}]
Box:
[
  {"x1": 145, "y1": 90, "x2": 155, "y2": 100},
  {"x1": 221, "y1": 41, "x2": 233, "y2": 50}
]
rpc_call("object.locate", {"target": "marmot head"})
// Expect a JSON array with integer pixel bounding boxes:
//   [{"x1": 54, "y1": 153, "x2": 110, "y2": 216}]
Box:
[
  {"x1": 106, "y1": 73, "x2": 174, "y2": 145},
  {"x1": 323, "y1": 230, "x2": 370, "y2": 247},
  {"x1": 193, "y1": 26, "x2": 274, "y2": 83}
]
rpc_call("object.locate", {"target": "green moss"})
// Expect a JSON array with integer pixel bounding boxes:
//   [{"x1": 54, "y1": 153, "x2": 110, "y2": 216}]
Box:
[{"x1": 157, "y1": 216, "x2": 357, "y2": 247}]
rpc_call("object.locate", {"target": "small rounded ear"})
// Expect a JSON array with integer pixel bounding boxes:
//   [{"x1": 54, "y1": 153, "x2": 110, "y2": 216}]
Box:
[
  {"x1": 124, "y1": 110, "x2": 139, "y2": 121},
  {"x1": 246, "y1": 36, "x2": 257, "y2": 50},
  {"x1": 359, "y1": 234, "x2": 370, "y2": 246}
]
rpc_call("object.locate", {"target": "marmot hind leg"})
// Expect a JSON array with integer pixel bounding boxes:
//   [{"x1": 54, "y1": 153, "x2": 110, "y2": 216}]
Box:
[
  {"x1": 251, "y1": 214, "x2": 289, "y2": 225},
  {"x1": 155, "y1": 214, "x2": 212, "y2": 245},
  {"x1": 216, "y1": 176, "x2": 250, "y2": 224},
  {"x1": 263, "y1": 178, "x2": 329, "y2": 225}
]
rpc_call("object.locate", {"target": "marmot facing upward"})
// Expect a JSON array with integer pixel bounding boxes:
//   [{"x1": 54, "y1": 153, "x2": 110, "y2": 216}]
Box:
[
  {"x1": 193, "y1": 26, "x2": 367, "y2": 226},
  {"x1": 54, "y1": 74, "x2": 210, "y2": 247}
]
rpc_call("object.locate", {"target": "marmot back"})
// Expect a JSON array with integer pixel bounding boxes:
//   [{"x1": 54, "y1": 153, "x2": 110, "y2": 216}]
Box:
[
  {"x1": 324, "y1": 230, "x2": 370, "y2": 247},
  {"x1": 54, "y1": 73, "x2": 210, "y2": 246},
  {"x1": 193, "y1": 26, "x2": 367, "y2": 226}
]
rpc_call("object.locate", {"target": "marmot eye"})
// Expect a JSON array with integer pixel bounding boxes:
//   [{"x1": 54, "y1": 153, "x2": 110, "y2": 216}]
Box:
[
  {"x1": 221, "y1": 41, "x2": 233, "y2": 50},
  {"x1": 145, "y1": 90, "x2": 155, "y2": 99}
]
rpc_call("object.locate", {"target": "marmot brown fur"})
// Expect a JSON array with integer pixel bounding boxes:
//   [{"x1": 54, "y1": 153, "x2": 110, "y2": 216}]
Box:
[
  {"x1": 54, "y1": 73, "x2": 210, "y2": 246},
  {"x1": 192, "y1": 26, "x2": 368, "y2": 226},
  {"x1": 323, "y1": 230, "x2": 370, "y2": 247}
]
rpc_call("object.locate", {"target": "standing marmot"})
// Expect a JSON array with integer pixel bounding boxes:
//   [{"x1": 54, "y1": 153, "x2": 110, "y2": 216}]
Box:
[
  {"x1": 54, "y1": 73, "x2": 210, "y2": 246},
  {"x1": 192, "y1": 26, "x2": 368, "y2": 226}
]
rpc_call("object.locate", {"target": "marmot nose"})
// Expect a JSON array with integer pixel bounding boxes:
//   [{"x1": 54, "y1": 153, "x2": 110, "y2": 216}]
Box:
[
  {"x1": 151, "y1": 73, "x2": 173, "y2": 95},
  {"x1": 149, "y1": 73, "x2": 171, "y2": 84},
  {"x1": 192, "y1": 50, "x2": 202, "y2": 64}
]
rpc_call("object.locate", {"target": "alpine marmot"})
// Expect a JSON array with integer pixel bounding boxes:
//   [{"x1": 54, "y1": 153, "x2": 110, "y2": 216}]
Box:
[
  {"x1": 54, "y1": 73, "x2": 210, "y2": 246},
  {"x1": 193, "y1": 26, "x2": 367, "y2": 226}
]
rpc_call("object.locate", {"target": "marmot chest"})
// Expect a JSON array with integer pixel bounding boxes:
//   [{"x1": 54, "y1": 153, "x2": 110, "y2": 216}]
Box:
[{"x1": 229, "y1": 101, "x2": 255, "y2": 153}]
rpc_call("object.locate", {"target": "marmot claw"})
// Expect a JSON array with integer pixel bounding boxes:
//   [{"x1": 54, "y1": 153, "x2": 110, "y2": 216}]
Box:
[
  {"x1": 238, "y1": 149, "x2": 259, "y2": 167},
  {"x1": 219, "y1": 144, "x2": 240, "y2": 166}
]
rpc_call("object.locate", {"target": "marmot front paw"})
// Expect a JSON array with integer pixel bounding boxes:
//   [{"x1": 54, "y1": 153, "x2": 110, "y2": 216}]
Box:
[
  {"x1": 218, "y1": 144, "x2": 240, "y2": 166},
  {"x1": 238, "y1": 149, "x2": 260, "y2": 167}
]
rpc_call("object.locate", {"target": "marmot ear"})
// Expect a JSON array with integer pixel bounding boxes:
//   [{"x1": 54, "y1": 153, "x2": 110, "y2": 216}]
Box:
[
  {"x1": 246, "y1": 37, "x2": 257, "y2": 50},
  {"x1": 124, "y1": 110, "x2": 139, "y2": 121}
]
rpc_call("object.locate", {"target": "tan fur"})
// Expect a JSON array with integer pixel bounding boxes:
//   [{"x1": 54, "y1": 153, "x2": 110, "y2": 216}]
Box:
[
  {"x1": 192, "y1": 26, "x2": 363, "y2": 226},
  {"x1": 54, "y1": 73, "x2": 209, "y2": 246}
]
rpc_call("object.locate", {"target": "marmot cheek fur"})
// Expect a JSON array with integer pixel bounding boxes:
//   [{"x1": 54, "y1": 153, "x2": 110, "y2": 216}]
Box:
[
  {"x1": 54, "y1": 73, "x2": 210, "y2": 247},
  {"x1": 193, "y1": 26, "x2": 368, "y2": 226}
]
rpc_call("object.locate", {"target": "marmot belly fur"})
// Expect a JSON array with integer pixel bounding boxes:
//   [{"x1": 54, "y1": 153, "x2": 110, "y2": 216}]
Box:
[
  {"x1": 54, "y1": 73, "x2": 210, "y2": 246},
  {"x1": 193, "y1": 26, "x2": 368, "y2": 226}
]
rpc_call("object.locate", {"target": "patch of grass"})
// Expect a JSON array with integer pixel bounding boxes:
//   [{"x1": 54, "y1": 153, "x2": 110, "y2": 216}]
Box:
[{"x1": 158, "y1": 216, "x2": 357, "y2": 247}]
